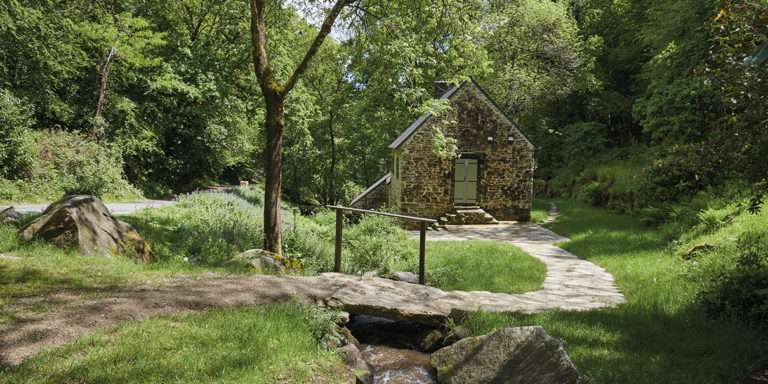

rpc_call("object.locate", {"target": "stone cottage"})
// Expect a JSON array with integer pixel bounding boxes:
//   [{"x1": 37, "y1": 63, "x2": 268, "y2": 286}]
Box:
[{"x1": 350, "y1": 78, "x2": 535, "y2": 225}]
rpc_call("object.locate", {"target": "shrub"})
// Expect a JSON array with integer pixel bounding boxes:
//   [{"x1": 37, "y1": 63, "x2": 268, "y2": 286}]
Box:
[
  {"x1": 696, "y1": 204, "x2": 739, "y2": 234},
  {"x1": 284, "y1": 210, "x2": 335, "y2": 273},
  {"x1": 342, "y1": 214, "x2": 416, "y2": 274},
  {"x1": 128, "y1": 190, "x2": 415, "y2": 275},
  {"x1": 574, "y1": 180, "x2": 606, "y2": 207},
  {"x1": 306, "y1": 306, "x2": 346, "y2": 350},
  {"x1": 130, "y1": 192, "x2": 264, "y2": 264},
  {"x1": 228, "y1": 185, "x2": 264, "y2": 207},
  {"x1": 0, "y1": 89, "x2": 35, "y2": 178},
  {"x1": 699, "y1": 230, "x2": 768, "y2": 328},
  {"x1": 0, "y1": 130, "x2": 141, "y2": 202}
]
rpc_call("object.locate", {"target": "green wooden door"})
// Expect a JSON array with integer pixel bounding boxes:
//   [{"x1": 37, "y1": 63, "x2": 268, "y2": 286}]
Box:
[{"x1": 454, "y1": 158, "x2": 478, "y2": 204}]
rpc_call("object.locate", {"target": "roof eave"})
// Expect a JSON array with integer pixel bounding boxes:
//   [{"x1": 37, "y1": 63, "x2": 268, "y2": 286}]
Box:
[{"x1": 388, "y1": 82, "x2": 466, "y2": 149}]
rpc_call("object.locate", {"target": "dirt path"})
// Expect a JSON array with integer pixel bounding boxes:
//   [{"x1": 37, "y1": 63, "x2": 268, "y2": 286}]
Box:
[{"x1": 0, "y1": 223, "x2": 624, "y2": 367}]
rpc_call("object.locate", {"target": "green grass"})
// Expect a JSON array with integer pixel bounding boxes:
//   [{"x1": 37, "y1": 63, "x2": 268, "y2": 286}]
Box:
[
  {"x1": 531, "y1": 198, "x2": 551, "y2": 223},
  {"x1": 463, "y1": 198, "x2": 765, "y2": 383},
  {"x1": 0, "y1": 304, "x2": 349, "y2": 383},
  {"x1": 0, "y1": 224, "x2": 246, "y2": 325},
  {"x1": 423, "y1": 240, "x2": 546, "y2": 293}
]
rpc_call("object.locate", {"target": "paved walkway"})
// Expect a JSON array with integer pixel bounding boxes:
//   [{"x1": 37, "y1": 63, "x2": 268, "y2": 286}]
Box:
[
  {"x1": 417, "y1": 223, "x2": 626, "y2": 313},
  {"x1": 0, "y1": 223, "x2": 624, "y2": 366},
  {"x1": 1, "y1": 200, "x2": 175, "y2": 215}
]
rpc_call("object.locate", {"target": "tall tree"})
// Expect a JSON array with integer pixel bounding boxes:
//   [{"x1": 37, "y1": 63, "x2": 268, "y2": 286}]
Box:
[{"x1": 249, "y1": 0, "x2": 351, "y2": 254}]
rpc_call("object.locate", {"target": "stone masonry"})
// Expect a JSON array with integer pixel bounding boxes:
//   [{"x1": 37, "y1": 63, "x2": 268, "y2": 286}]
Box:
[{"x1": 386, "y1": 79, "x2": 535, "y2": 221}]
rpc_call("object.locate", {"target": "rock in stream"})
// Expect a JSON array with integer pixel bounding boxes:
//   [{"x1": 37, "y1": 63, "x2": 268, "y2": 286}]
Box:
[{"x1": 346, "y1": 315, "x2": 439, "y2": 384}]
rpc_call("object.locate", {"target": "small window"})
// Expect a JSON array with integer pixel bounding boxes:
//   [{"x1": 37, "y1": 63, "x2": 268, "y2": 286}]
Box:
[{"x1": 394, "y1": 156, "x2": 400, "y2": 179}]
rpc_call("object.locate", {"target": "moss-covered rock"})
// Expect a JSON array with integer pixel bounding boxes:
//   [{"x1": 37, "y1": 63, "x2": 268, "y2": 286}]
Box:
[{"x1": 19, "y1": 195, "x2": 152, "y2": 262}]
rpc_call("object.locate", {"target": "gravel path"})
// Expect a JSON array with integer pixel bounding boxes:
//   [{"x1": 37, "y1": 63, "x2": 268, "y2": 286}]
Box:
[
  {"x1": 1, "y1": 200, "x2": 175, "y2": 215},
  {"x1": 0, "y1": 223, "x2": 624, "y2": 366}
]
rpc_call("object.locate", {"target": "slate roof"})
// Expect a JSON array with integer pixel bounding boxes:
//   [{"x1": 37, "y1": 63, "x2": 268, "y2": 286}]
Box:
[{"x1": 388, "y1": 78, "x2": 534, "y2": 150}]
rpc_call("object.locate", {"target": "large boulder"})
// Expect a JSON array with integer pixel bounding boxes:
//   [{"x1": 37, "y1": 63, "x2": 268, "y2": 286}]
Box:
[
  {"x1": 19, "y1": 195, "x2": 152, "y2": 262},
  {"x1": 0, "y1": 207, "x2": 23, "y2": 226},
  {"x1": 431, "y1": 326, "x2": 581, "y2": 384}
]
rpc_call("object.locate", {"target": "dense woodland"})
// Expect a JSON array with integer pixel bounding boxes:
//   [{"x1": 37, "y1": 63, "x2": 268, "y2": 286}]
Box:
[
  {"x1": 2, "y1": 2, "x2": 768, "y2": 382},
  {"x1": 2, "y1": 0, "x2": 765, "y2": 210}
]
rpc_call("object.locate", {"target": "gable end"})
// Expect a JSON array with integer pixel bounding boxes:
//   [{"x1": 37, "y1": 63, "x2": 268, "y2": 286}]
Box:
[{"x1": 388, "y1": 78, "x2": 534, "y2": 150}]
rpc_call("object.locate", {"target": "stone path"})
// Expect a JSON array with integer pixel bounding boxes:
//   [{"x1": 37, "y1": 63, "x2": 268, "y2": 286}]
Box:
[
  {"x1": 416, "y1": 223, "x2": 626, "y2": 313},
  {"x1": 0, "y1": 200, "x2": 175, "y2": 215},
  {"x1": 0, "y1": 223, "x2": 624, "y2": 366}
]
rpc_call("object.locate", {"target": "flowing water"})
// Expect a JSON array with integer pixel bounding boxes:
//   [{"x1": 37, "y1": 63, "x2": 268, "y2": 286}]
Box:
[{"x1": 346, "y1": 315, "x2": 438, "y2": 384}]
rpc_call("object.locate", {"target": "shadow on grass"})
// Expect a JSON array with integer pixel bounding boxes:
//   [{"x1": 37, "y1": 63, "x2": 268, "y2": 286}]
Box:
[
  {"x1": 0, "y1": 305, "x2": 347, "y2": 383},
  {"x1": 0, "y1": 263, "x2": 126, "y2": 299},
  {"x1": 467, "y1": 301, "x2": 765, "y2": 383},
  {"x1": 474, "y1": 198, "x2": 768, "y2": 383}
]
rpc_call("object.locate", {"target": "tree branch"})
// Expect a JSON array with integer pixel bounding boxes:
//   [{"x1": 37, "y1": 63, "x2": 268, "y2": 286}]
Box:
[
  {"x1": 282, "y1": 0, "x2": 352, "y2": 94},
  {"x1": 249, "y1": 0, "x2": 270, "y2": 84}
]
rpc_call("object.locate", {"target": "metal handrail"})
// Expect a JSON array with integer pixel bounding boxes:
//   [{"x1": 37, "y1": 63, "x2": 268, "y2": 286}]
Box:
[
  {"x1": 324, "y1": 205, "x2": 437, "y2": 223},
  {"x1": 326, "y1": 205, "x2": 434, "y2": 284}
]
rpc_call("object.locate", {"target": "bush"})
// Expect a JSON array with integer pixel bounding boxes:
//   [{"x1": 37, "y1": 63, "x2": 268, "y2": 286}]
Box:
[
  {"x1": 699, "y1": 230, "x2": 768, "y2": 328},
  {"x1": 131, "y1": 192, "x2": 264, "y2": 265},
  {"x1": 342, "y1": 215, "x2": 416, "y2": 274},
  {"x1": 548, "y1": 147, "x2": 650, "y2": 213},
  {"x1": 0, "y1": 89, "x2": 35, "y2": 178},
  {"x1": 228, "y1": 185, "x2": 264, "y2": 206},
  {"x1": 0, "y1": 130, "x2": 141, "y2": 202},
  {"x1": 128, "y1": 189, "x2": 415, "y2": 275},
  {"x1": 284, "y1": 210, "x2": 335, "y2": 273}
]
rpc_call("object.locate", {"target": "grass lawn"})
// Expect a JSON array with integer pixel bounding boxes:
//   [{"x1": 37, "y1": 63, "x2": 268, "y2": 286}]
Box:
[
  {"x1": 0, "y1": 304, "x2": 349, "y2": 383},
  {"x1": 423, "y1": 240, "x2": 546, "y2": 293},
  {"x1": 463, "y1": 198, "x2": 765, "y2": 383},
  {"x1": 0, "y1": 224, "x2": 244, "y2": 325},
  {"x1": 530, "y1": 198, "x2": 552, "y2": 223}
]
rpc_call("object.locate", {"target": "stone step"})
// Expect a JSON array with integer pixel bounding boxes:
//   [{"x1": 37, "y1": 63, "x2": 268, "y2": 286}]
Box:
[{"x1": 442, "y1": 206, "x2": 499, "y2": 225}]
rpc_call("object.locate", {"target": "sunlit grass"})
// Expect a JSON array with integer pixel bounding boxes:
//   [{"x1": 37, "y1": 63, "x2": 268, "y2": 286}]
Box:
[
  {"x1": 463, "y1": 198, "x2": 765, "y2": 383},
  {"x1": 422, "y1": 240, "x2": 546, "y2": 293},
  {"x1": 0, "y1": 224, "x2": 245, "y2": 325},
  {"x1": 0, "y1": 304, "x2": 349, "y2": 384}
]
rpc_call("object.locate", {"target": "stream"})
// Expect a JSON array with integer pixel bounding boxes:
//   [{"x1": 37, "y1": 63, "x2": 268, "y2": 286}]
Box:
[{"x1": 346, "y1": 315, "x2": 439, "y2": 384}]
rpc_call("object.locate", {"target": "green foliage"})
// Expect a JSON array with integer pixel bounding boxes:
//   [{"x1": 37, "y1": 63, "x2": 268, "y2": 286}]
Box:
[
  {"x1": 0, "y1": 304, "x2": 348, "y2": 383},
  {"x1": 549, "y1": 148, "x2": 650, "y2": 213},
  {"x1": 0, "y1": 130, "x2": 140, "y2": 202},
  {"x1": 0, "y1": 89, "x2": 34, "y2": 178},
  {"x1": 342, "y1": 215, "x2": 415, "y2": 275},
  {"x1": 129, "y1": 192, "x2": 264, "y2": 265},
  {"x1": 283, "y1": 210, "x2": 335, "y2": 273},
  {"x1": 698, "y1": 230, "x2": 768, "y2": 328},
  {"x1": 464, "y1": 198, "x2": 763, "y2": 383},
  {"x1": 306, "y1": 307, "x2": 345, "y2": 350},
  {"x1": 675, "y1": 196, "x2": 768, "y2": 330}
]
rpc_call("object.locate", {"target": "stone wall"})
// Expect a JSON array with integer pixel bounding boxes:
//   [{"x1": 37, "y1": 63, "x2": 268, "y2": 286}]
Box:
[{"x1": 391, "y1": 82, "x2": 534, "y2": 221}]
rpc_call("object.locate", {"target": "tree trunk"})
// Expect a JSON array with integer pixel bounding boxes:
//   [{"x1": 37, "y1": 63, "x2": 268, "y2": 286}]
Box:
[
  {"x1": 93, "y1": 45, "x2": 117, "y2": 139},
  {"x1": 263, "y1": 92, "x2": 284, "y2": 255},
  {"x1": 327, "y1": 109, "x2": 337, "y2": 204}
]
